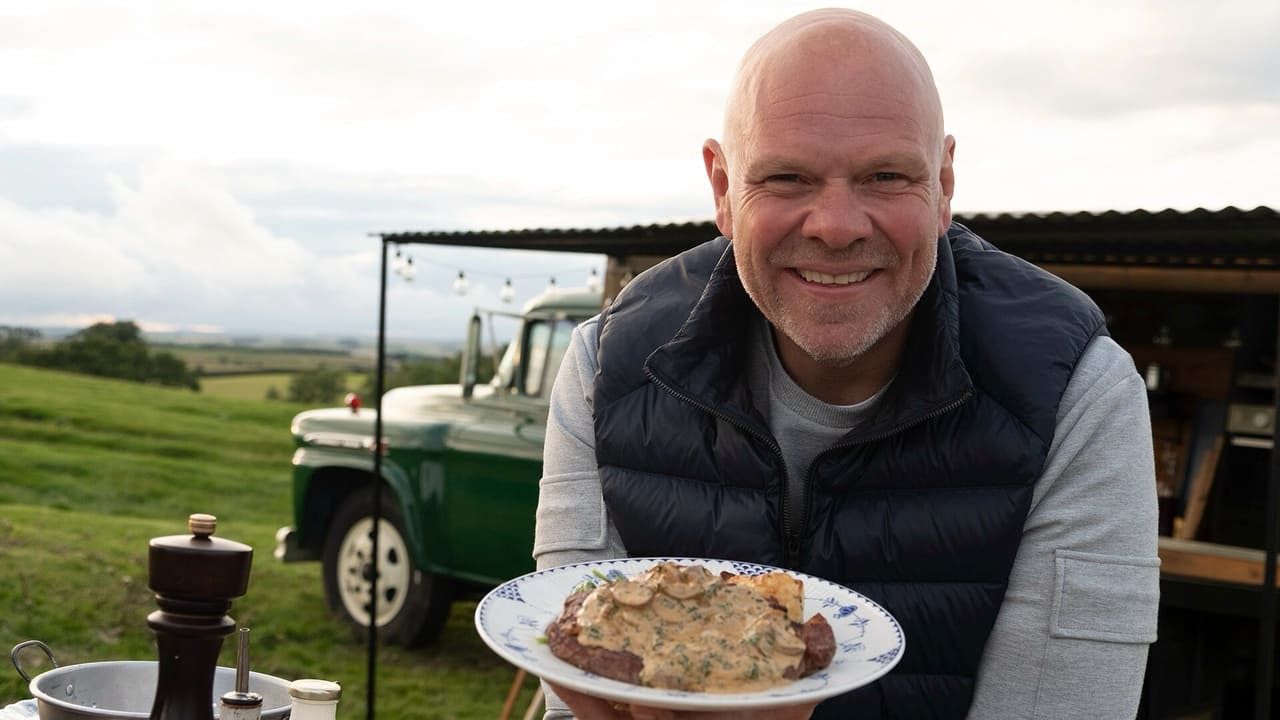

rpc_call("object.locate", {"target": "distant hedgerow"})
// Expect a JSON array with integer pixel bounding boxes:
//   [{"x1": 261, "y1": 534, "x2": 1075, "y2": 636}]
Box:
[{"x1": 14, "y1": 320, "x2": 200, "y2": 390}]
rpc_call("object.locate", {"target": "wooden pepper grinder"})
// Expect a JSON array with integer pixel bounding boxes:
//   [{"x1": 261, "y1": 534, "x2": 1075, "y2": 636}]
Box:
[{"x1": 148, "y1": 513, "x2": 253, "y2": 720}]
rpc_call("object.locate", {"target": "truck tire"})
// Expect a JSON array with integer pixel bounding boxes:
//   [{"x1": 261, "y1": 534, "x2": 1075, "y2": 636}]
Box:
[{"x1": 322, "y1": 487, "x2": 452, "y2": 647}]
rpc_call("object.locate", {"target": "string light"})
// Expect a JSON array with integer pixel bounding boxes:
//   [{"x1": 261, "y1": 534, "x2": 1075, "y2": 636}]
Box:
[{"x1": 389, "y1": 250, "x2": 603, "y2": 303}]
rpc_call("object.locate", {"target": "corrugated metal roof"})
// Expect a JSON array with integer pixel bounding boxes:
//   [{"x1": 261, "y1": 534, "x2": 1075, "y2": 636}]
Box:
[{"x1": 378, "y1": 206, "x2": 1280, "y2": 267}]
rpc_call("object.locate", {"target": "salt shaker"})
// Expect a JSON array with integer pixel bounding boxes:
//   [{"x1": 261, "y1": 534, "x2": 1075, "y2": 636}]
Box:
[{"x1": 288, "y1": 679, "x2": 342, "y2": 720}]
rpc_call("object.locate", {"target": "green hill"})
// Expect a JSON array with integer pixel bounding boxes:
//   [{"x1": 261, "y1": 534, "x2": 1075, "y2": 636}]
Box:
[{"x1": 0, "y1": 363, "x2": 536, "y2": 718}]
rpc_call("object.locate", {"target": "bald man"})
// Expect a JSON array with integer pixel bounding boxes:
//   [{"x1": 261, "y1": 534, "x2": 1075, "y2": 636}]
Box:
[{"x1": 535, "y1": 9, "x2": 1158, "y2": 719}]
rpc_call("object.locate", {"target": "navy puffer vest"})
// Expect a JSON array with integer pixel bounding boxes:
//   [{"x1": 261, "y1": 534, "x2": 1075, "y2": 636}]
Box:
[{"x1": 593, "y1": 224, "x2": 1106, "y2": 719}]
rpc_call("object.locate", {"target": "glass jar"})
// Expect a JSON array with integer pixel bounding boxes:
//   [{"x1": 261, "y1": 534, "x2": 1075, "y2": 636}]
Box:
[{"x1": 287, "y1": 679, "x2": 341, "y2": 720}]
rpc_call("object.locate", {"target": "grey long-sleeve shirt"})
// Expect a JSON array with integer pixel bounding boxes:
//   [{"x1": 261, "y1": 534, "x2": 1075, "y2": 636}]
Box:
[{"x1": 534, "y1": 316, "x2": 1160, "y2": 719}]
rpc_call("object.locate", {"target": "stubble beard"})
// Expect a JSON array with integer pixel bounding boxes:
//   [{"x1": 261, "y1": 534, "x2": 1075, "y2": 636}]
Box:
[{"x1": 740, "y1": 245, "x2": 937, "y2": 368}]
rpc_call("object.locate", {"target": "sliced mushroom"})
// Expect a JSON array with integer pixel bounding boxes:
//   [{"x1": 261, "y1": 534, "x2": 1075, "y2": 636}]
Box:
[
  {"x1": 661, "y1": 580, "x2": 705, "y2": 600},
  {"x1": 610, "y1": 580, "x2": 655, "y2": 607},
  {"x1": 658, "y1": 563, "x2": 717, "y2": 600},
  {"x1": 651, "y1": 595, "x2": 688, "y2": 622}
]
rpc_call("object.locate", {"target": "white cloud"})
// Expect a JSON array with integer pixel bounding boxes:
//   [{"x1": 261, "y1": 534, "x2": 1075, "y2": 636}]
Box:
[
  {"x1": 0, "y1": 312, "x2": 118, "y2": 329},
  {"x1": 0, "y1": 155, "x2": 606, "y2": 336},
  {"x1": 105, "y1": 161, "x2": 313, "y2": 290},
  {"x1": 0, "y1": 159, "x2": 376, "y2": 332},
  {"x1": 0, "y1": 197, "x2": 151, "y2": 296},
  {"x1": 188, "y1": 323, "x2": 225, "y2": 334},
  {"x1": 0, "y1": 0, "x2": 1275, "y2": 337}
]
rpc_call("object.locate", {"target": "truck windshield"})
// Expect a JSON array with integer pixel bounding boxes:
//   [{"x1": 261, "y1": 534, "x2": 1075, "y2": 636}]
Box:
[{"x1": 523, "y1": 318, "x2": 577, "y2": 398}]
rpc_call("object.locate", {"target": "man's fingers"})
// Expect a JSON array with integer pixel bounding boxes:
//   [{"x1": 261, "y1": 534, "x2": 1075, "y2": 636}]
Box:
[
  {"x1": 626, "y1": 706, "x2": 676, "y2": 720},
  {"x1": 547, "y1": 682, "x2": 817, "y2": 720},
  {"x1": 545, "y1": 682, "x2": 630, "y2": 719}
]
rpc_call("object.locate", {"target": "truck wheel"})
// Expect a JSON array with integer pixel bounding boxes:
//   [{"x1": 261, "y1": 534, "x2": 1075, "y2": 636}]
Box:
[{"x1": 322, "y1": 487, "x2": 452, "y2": 647}]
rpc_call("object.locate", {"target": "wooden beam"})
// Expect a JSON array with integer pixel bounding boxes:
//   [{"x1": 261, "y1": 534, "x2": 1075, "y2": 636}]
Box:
[
  {"x1": 1173, "y1": 435, "x2": 1225, "y2": 540},
  {"x1": 1042, "y1": 264, "x2": 1280, "y2": 294},
  {"x1": 1159, "y1": 537, "x2": 1280, "y2": 587}
]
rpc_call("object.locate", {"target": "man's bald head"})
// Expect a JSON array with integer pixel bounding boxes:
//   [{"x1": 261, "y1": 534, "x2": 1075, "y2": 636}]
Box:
[
  {"x1": 722, "y1": 9, "x2": 945, "y2": 168},
  {"x1": 701, "y1": 8, "x2": 956, "y2": 398}
]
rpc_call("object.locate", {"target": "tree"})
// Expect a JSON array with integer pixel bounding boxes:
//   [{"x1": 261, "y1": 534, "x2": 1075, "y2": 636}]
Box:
[
  {"x1": 359, "y1": 350, "x2": 501, "y2": 397},
  {"x1": 288, "y1": 368, "x2": 347, "y2": 404},
  {"x1": 0, "y1": 326, "x2": 41, "y2": 361},
  {"x1": 150, "y1": 351, "x2": 201, "y2": 390},
  {"x1": 27, "y1": 321, "x2": 148, "y2": 380},
  {"x1": 18, "y1": 320, "x2": 199, "y2": 389}
]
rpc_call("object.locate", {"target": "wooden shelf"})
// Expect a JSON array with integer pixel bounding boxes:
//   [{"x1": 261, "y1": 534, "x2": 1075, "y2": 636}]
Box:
[{"x1": 1159, "y1": 537, "x2": 1280, "y2": 587}]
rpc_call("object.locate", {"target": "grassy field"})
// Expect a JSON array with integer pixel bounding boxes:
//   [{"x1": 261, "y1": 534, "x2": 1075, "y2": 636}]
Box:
[
  {"x1": 199, "y1": 372, "x2": 368, "y2": 402},
  {"x1": 159, "y1": 345, "x2": 376, "y2": 375},
  {"x1": 0, "y1": 363, "x2": 539, "y2": 718}
]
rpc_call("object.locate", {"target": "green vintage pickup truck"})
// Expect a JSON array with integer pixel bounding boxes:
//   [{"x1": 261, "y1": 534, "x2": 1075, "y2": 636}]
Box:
[{"x1": 276, "y1": 286, "x2": 601, "y2": 645}]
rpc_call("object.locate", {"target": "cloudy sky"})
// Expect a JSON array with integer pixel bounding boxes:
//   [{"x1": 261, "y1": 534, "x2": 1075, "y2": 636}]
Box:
[{"x1": 1, "y1": 0, "x2": 1276, "y2": 340}]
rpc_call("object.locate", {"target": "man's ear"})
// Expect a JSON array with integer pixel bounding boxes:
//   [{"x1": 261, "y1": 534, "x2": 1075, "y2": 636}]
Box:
[
  {"x1": 703, "y1": 139, "x2": 734, "y2": 239},
  {"x1": 937, "y1": 135, "x2": 956, "y2": 236}
]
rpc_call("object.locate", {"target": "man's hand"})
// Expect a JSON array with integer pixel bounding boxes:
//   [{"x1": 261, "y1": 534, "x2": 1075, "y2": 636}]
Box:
[{"x1": 547, "y1": 682, "x2": 818, "y2": 720}]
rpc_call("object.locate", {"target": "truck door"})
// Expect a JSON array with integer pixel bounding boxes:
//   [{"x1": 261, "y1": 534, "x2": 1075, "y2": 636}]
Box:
[{"x1": 442, "y1": 316, "x2": 578, "y2": 583}]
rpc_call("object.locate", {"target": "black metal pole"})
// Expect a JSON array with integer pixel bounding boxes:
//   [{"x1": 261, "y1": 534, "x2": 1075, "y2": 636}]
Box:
[
  {"x1": 368, "y1": 238, "x2": 389, "y2": 720},
  {"x1": 1256, "y1": 298, "x2": 1280, "y2": 719}
]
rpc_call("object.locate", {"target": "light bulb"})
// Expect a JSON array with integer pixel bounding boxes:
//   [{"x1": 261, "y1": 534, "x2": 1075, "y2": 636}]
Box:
[
  {"x1": 392, "y1": 248, "x2": 404, "y2": 273},
  {"x1": 500, "y1": 278, "x2": 515, "y2": 304},
  {"x1": 452, "y1": 270, "x2": 469, "y2": 296},
  {"x1": 546, "y1": 276, "x2": 557, "y2": 293},
  {"x1": 586, "y1": 267, "x2": 601, "y2": 293},
  {"x1": 401, "y1": 257, "x2": 415, "y2": 281}
]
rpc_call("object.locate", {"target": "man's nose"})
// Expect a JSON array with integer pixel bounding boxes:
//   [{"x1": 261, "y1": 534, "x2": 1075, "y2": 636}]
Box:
[{"x1": 800, "y1": 182, "x2": 872, "y2": 249}]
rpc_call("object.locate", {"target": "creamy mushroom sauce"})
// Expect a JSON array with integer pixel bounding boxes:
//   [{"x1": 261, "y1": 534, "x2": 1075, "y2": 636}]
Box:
[{"x1": 574, "y1": 562, "x2": 807, "y2": 692}]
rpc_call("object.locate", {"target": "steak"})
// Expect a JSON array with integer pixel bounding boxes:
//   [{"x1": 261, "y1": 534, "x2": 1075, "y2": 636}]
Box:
[
  {"x1": 795, "y1": 614, "x2": 837, "y2": 677},
  {"x1": 546, "y1": 588, "x2": 644, "y2": 684}
]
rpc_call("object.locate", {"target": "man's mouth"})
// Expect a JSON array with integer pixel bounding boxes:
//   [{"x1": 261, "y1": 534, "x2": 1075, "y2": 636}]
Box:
[{"x1": 796, "y1": 269, "x2": 872, "y2": 286}]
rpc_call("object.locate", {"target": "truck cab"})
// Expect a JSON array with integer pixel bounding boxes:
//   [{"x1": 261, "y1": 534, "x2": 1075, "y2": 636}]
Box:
[{"x1": 276, "y1": 286, "x2": 601, "y2": 645}]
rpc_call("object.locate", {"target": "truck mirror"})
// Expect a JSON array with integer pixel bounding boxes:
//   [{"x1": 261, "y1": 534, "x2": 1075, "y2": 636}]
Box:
[{"x1": 461, "y1": 313, "x2": 482, "y2": 399}]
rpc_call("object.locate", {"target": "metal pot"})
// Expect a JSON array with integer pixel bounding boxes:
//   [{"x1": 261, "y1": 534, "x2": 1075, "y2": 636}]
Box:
[{"x1": 11, "y1": 641, "x2": 292, "y2": 720}]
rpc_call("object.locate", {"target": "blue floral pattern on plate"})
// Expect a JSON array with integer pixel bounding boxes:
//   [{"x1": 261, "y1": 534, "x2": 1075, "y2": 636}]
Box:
[{"x1": 474, "y1": 557, "x2": 905, "y2": 712}]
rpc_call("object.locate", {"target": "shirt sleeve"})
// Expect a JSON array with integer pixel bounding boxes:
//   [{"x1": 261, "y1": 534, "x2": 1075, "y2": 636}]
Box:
[
  {"x1": 967, "y1": 335, "x2": 1161, "y2": 719},
  {"x1": 533, "y1": 314, "x2": 627, "y2": 566},
  {"x1": 533, "y1": 315, "x2": 627, "y2": 720}
]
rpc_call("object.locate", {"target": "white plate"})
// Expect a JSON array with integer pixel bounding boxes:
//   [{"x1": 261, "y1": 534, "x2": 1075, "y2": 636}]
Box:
[{"x1": 474, "y1": 557, "x2": 904, "y2": 711}]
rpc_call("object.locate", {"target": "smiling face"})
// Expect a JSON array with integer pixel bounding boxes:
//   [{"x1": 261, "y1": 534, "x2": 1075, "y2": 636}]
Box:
[{"x1": 705, "y1": 11, "x2": 955, "y2": 400}]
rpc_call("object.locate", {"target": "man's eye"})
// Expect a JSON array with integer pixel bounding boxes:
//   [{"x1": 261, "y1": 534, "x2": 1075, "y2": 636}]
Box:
[
  {"x1": 766, "y1": 174, "x2": 803, "y2": 184},
  {"x1": 872, "y1": 172, "x2": 904, "y2": 182}
]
